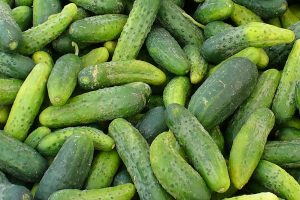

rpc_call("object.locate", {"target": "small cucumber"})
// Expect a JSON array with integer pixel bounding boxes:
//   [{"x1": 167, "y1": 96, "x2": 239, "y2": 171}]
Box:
[
  {"x1": 230, "y1": 3, "x2": 263, "y2": 26},
  {"x1": 81, "y1": 47, "x2": 109, "y2": 68},
  {"x1": 69, "y1": 0, "x2": 125, "y2": 14},
  {"x1": 224, "y1": 192, "x2": 279, "y2": 200},
  {"x1": 0, "y1": 105, "x2": 10, "y2": 124},
  {"x1": 0, "y1": 78, "x2": 23, "y2": 105},
  {"x1": 24, "y1": 127, "x2": 51, "y2": 149},
  {"x1": 12, "y1": 6, "x2": 32, "y2": 31},
  {"x1": 276, "y1": 127, "x2": 300, "y2": 141},
  {"x1": 15, "y1": 0, "x2": 32, "y2": 6},
  {"x1": 204, "y1": 21, "x2": 233, "y2": 39},
  {"x1": 32, "y1": 51, "x2": 54, "y2": 67},
  {"x1": 33, "y1": 0, "x2": 62, "y2": 26},
  {"x1": 210, "y1": 126, "x2": 225, "y2": 154},
  {"x1": 104, "y1": 41, "x2": 117, "y2": 56},
  {"x1": 280, "y1": 8, "x2": 299, "y2": 28}
]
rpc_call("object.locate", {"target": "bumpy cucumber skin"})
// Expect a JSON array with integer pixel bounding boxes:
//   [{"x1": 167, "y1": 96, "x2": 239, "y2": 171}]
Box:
[
  {"x1": 166, "y1": 104, "x2": 230, "y2": 193},
  {"x1": 204, "y1": 21, "x2": 233, "y2": 39},
  {"x1": 33, "y1": 0, "x2": 62, "y2": 26},
  {"x1": 223, "y1": 192, "x2": 279, "y2": 200},
  {"x1": 112, "y1": 0, "x2": 160, "y2": 61},
  {"x1": 15, "y1": 0, "x2": 33, "y2": 6},
  {"x1": 0, "y1": 78, "x2": 23, "y2": 105},
  {"x1": 70, "y1": 0, "x2": 125, "y2": 14},
  {"x1": 188, "y1": 58, "x2": 258, "y2": 130},
  {"x1": 81, "y1": 47, "x2": 109, "y2": 68},
  {"x1": 35, "y1": 134, "x2": 94, "y2": 200},
  {"x1": 0, "y1": 0, "x2": 13, "y2": 7},
  {"x1": 226, "y1": 69, "x2": 281, "y2": 147},
  {"x1": 146, "y1": 27, "x2": 190, "y2": 75},
  {"x1": 229, "y1": 108, "x2": 275, "y2": 189},
  {"x1": 253, "y1": 160, "x2": 300, "y2": 200},
  {"x1": 49, "y1": 184, "x2": 136, "y2": 200},
  {"x1": 230, "y1": 3, "x2": 263, "y2": 26},
  {"x1": 12, "y1": 6, "x2": 32, "y2": 31},
  {"x1": 150, "y1": 131, "x2": 211, "y2": 200},
  {"x1": 109, "y1": 118, "x2": 172, "y2": 200},
  {"x1": 78, "y1": 60, "x2": 166, "y2": 89},
  {"x1": 18, "y1": 3, "x2": 77, "y2": 55},
  {"x1": 0, "y1": 131, "x2": 48, "y2": 183},
  {"x1": 69, "y1": 14, "x2": 127, "y2": 43},
  {"x1": 24, "y1": 127, "x2": 51, "y2": 149},
  {"x1": 277, "y1": 127, "x2": 300, "y2": 141}
]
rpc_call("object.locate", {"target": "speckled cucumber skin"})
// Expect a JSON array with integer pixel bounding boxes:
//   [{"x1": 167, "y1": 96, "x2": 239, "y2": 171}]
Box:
[
  {"x1": 230, "y1": 3, "x2": 263, "y2": 26},
  {"x1": 226, "y1": 69, "x2": 281, "y2": 147},
  {"x1": 223, "y1": 192, "x2": 279, "y2": 200},
  {"x1": 204, "y1": 21, "x2": 233, "y2": 39},
  {"x1": 146, "y1": 27, "x2": 190, "y2": 75},
  {"x1": 35, "y1": 134, "x2": 94, "y2": 200},
  {"x1": 253, "y1": 160, "x2": 300, "y2": 200},
  {"x1": 109, "y1": 118, "x2": 172, "y2": 200},
  {"x1": 0, "y1": 131, "x2": 48, "y2": 183},
  {"x1": 18, "y1": 3, "x2": 77, "y2": 55},
  {"x1": 70, "y1": 0, "x2": 125, "y2": 14},
  {"x1": 12, "y1": 6, "x2": 32, "y2": 31},
  {"x1": 15, "y1": 0, "x2": 32, "y2": 6},
  {"x1": 150, "y1": 131, "x2": 211, "y2": 200},
  {"x1": 69, "y1": 14, "x2": 127, "y2": 43},
  {"x1": 113, "y1": 168, "x2": 133, "y2": 186},
  {"x1": 81, "y1": 47, "x2": 109, "y2": 68},
  {"x1": 24, "y1": 127, "x2": 51, "y2": 149},
  {"x1": 165, "y1": 104, "x2": 230, "y2": 193},
  {"x1": 0, "y1": 78, "x2": 23, "y2": 105},
  {"x1": 32, "y1": 51, "x2": 54, "y2": 67},
  {"x1": 33, "y1": 0, "x2": 61, "y2": 26}
]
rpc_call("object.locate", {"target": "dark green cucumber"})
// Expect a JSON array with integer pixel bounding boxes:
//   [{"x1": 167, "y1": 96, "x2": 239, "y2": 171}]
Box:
[
  {"x1": 70, "y1": 0, "x2": 125, "y2": 14},
  {"x1": 280, "y1": 118, "x2": 300, "y2": 129},
  {"x1": 12, "y1": 6, "x2": 32, "y2": 31},
  {"x1": 112, "y1": 0, "x2": 160, "y2": 61},
  {"x1": 0, "y1": 131, "x2": 47, "y2": 182},
  {"x1": 253, "y1": 160, "x2": 300, "y2": 200},
  {"x1": 18, "y1": 3, "x2": 77, "y2": 55},
  {"x1": 24, "y1": 127, "x2": 51, "y2": 149},
  {"x1": 108, "y1": 118, "x2": 172, "y2": 200},
  {"x1": 210, "y1": 126, "x2": 225, "y2": 154},
  {"x1": 188, "y1": 58, "x2": 258, "y2": 130},
  {"x1": 15, "y1": 0, "x2": 32, "y2": 6},
  {"x1": 230, "y1": 3, "x2": 263, "y2": 26},
  {"x1": 35, "y1": 134, "x2": 94, "y2": 200},
  {"x1": 267, "y1": 17, "x2": 282, "y2": 27},
  {"x1": 223, "y1": 193, "x2": 279, "y2": 200},
  {"x1": 146, "y1": 95, "x2": 164, "y2": 110},
  {"x1": 290, "y1": 4, "x2": 300, "y2": 19},
  {"x1": 280, "y1": 8, "x2": 299, "y2": 28},
  {"x1": 204, "y1": 21, "x2": 233, "y2": 39},
  {"x1": 0, "y1": 105, "x2": 10, "y2": 124},
  {"x1": 85, "y1": 150, "x2": 121, "y2": 189},
  {"x1": 0, "y1": 78, "x2": 23, "y2": 105},
  {"x1": 37, "y1": 127, "x2": 114, "y2": 157},
  {"x1": 146, "y1": 27, "x2": 190, "y2": 75},
  {"x1": 166, "y1": 104, "x2": 230, "y2": 193},
  {"x1": 287, "y1": 169, "x2": 300, "y2": 184},
  {"x1": 150, "y1": 131, "x2": 211, "y2": 200},
  {"x1": 226, "y1": 69, "x2": 281, "y2": 147},
  {"x1": 113, "y1": 168, "x2": 133, "y2": 186},
  {"x1": 78, "y1": 60, "x2": 166, "y2": 89},
  {"x1": 33, "y1": 0, "x2": 62, "y2": 26},
  {"x1": 81, "y1": 47, "x2": 109, "y2": 68},
  {"x1": 0, "y1": 1, "x2": 22, "y2": 52},
  {"x1": 69, "y1": 14, "x2": 127, "y2": 43},
  {"x1": 276, "y1": 127, "x2": 300, "y2": 141},
  {"x1": 202, "y1": 22, "x2": 295, "y2": 64}
]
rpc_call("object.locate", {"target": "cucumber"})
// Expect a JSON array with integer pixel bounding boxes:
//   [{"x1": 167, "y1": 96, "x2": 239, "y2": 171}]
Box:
[
  {"x1": 113, "y1": 168, "x2": 133, "y2": 186},
  {"x1": 24, "y1": 127, "x2": 51, "y2": 149},
  {"x1": 52, "y1": 33, "x2": 89, "y2": 55},
  {"x1": 108, "y1": 118, "x2": 172, "y2": 200},
  {"x1": 18, "y1": 3, "x2": 78, "y2": 56},
  {"x1": 12, "y1": 6, "x2": 32, "y2": 31},
  {"x1": 194, "y1": 0, "x2": 234, "y2": 24},
  {"x1": 253, "y1": 160, "x2": 300, "y2": 200},
  {"x1": 0, "y1": 106, "x2": 10, "y2": 124},
  {"x1": 188, "y1": 58, "x2": 258, "y2": 130},
  {"x1": 85, "y1": 150, "x2": 121, "y2": 189},
  {"x1": 0, "y1": 0, "x2": 13, "y2": 7},
  {"x1": 290, "y1": 4, "x2": 300, "y2": 19},
  {"x1": 230, "y1": 3, "x2": 263, "y2": 26},
  {"x1": 112, "y1": 0, "x2": 160, "y2": 61},
  {"x1": 262, "y1": 140, "x2": 300, "y2": 168},
  {"x1": 0, "y1": 1, "x2": 22, "y2": 52},
  {"x1": 280, "y1": 118, "x2": 300, "y2": 129},
  {"x1": 31, "y1": 183, "x2": 38, "y2": 198},
  {"x1": 15, "y1": 0, "x2": 33, "y2": 6},
  {"x1": 33, "y1": 0, "x2": 62, "y2": 26},
  {"x1": 210, "y1": 126, "x2": 225, "y2": 154},
  {"x1": 48, "y1": 184, "x2": 136, "y2": 200},
  {"x1": 267, "y1": 17, "x2": 282, "y2": 27},
  {"x1": 104, "y1": 41, "x2": 117, "y2": 56},
  {"x1": 37, "y1": 127, "x2": 115, "y2": 157},
  {"x1": 0, "y1": 131, "x2": 48, "y2": 183},
  {"x1": 223, "y1": 192, "x2": 279, "y2": 200},
  {"x1": 78, "y1": 60, "x2": 166, "y2": 90},
  {"x1": 35, "y1": 134, "x2": 94, "y2": 200},
  {"x1": 81, "y1": 47, "x2": 109, "y2": 68},
  {"x1": 69, "y1": 0, "x2": 125, "y2": 14},
  {"x1": 146, "y1": 27, "x2": 190, "y2": 75},
  {"x1": 0, "y1": 51, "x2": 35, "y2": 79},
  {"x1": 203, "y1": 21, "x2": 233, "y2": 39},
  {"x1": 146, "y1": 95, "x2": 164, "y2": 110},
  {"x1": 202, "y1": 22, "x2": 295, "y2": 64},
  {"x1": 69, "y1": 14, "x2": 127, "y2": 43},
  {"x1": 211, "y1": 183, "x2": 238, "y2": 200},
  {"x1": 32, "y1": 51, "x2": 54, "y2": 67},
  {"x1": 73, "y1": 7, "x2": 90, "y2": 21},
  {"x1": 165, "y1": 104, "x2": 230, "y2": 193},
  {"x1": 226, "y1": 69, "x2": 281, "y2": 147},
  {"x1": 0, "y1": 78, "x2": 23, "y2": 105},
  {"x1": 297, "y1": 80, "x2": 300, "y2": 111},
  {"x1": 280, "y1": 8, "x2": 299, "y2": 28},
  {"x1": 276, "y1": 127, "x2": 300, "y2": 141},
  {"x1": 287, "y1": 169, "x2": 300, "y2": 184},
  {"x1": 272, "y1": 39, "x2": 300, "y2": 123}
]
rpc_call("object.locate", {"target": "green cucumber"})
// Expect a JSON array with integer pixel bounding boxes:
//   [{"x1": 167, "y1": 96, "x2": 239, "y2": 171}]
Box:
[
  {"x1": 69, "y1": 14, "x2": 127, "y2": 43},
  {"x1": 296, "y1": 81, "x2": 300, "y2": 110},
  {"x1": 267, "y1": 17, "x2": 282, "y2": 27},
  {"x1": 78, "y1": 60, "x2": 166, "y2": 90},
  {"x1": 113, "y1": 168, "x2": 133, "y2": 186},
  {"x1": 12, "y1": 6, "x2": 32, "y2": 31},
  {"x1": 290, "y1": 4, "x2": 300, "y2": 19},
  {"x1": 146, "y1": 27, "x2": 190, "y2": 75},
  {"x1": 69, "y1": 0, "x2": 125, "y2": 14},
  {"x1": 73, "y1": 7, "x2": 90, "y2": 21},
  {"x1": 166, "y1": 104, "x2": 230, "y2": 193},
  {"x1": 85, "y1": 150, "x2": 121, "y2": 189},
  {"x1": 0, "y1": 131, "x2": 48, "y2": 183},
  {"x1": 280, "y1": 8, "x2": 299, "y2": 28},
  {"x1": 35, "y1": 134, "x2": 94, "y2": 200},
  {"x1": 32, "y1": 51, "x2": 54, "y2": 67},
  {"x1": 253, "y1": 160, "x2": 300, "y2": 200},
  {"x1": 230, "y1": 3, "x2": 263, "y2": 26},
  {"x1": 223, "y1": 192, "x2": 279, "y2": 200},
  {"x1": 210, "y1": 126, "x2": 225, "y2": 154},
  {"x1": 15, "y1": 0, "x2": 33, "y2": 6},
  {"x1": 24, "y1": 127, "x2": 51, "y2": 149},
  {"x1": 202, "y1": 22, "x2": 295, "y2": 64},
  {"x1": 37, "y1": 127, "x2": 115, "y2": 157},
  {"x1": 81, "y1": 47, "x2": 109, "y2": 68},
  {"x1": 108, "y1": 118, "x2": 172, "y2": 200},
  {"x1": 280, "y1": 118, "x2": 300, "y2": 129},
  {"x1": 272, "y1": 39, "x2": 300, "y2": 123},
  {"x1": 33, "y1": 0, "x2": 62, "y2": 26},
  {"x1": 0, "y1": 0, "x2": 13, "y2": 7},
  {"x1": 18, "y1": 3, "x2": 77, "y2": 55},
  {"x1": 203, "y1": 21, "x2": 233, "y2": 39},
  {"x1": 287, "y1": 169, "x2": 300, "y2": 184},
  {"x1": 146, "y1": 95, "x2": 164, "y2": 110},
  {"x1": 104, "y1": 41, "x2": 117, "y2": 56},
  {"x1": 276, "y1": 127, "x2": 300, "y2": 141},
  {"x1": 188, "y1": 58, "x2": 258, "y2": 130},
  {"x1": 112, "y1": 0, "x2": 160, "y2": 61},
  {"x1": 0, "y1": 78, "x2": 23, "y2": 105},
  {"x1": 0, "y1": 1, "x2": 22, "y2": 52},
  {"x1": 150, "y1": 131, "x2": 211, "y2": 200},
  {"x1": 226, "y1": 69, "x2": 281, "y2": 147},
  {"x1": 0, "y1": 106, "x2": 10, "y2": 124}
]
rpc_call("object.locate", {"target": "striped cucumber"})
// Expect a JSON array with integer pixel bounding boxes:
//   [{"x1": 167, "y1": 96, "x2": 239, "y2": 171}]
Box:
[
  {"x1": 203, "y1": 21, "x2": 233, "y2": 39},
  {"x1": 12, "y1": 6, "x2": 32, "y2": 31},
  {"x1": 24, "y1": 127, "x2": 51, "y2": 149},
  {"x1": 0, "y1": 78, "x2": 23, "y2": 105},
  {"x1": 224, "y1": 192, "x2": 279, "y2": 200},
  {"x1": 276, "y1": 127, "x2": 300, "y2": 141},
  {"x1": 69, "y1": 0, "x2": 125, "y2": 14},
  {"x1": 33, "y1": 0, "x2": 62, "y2": 26},
  {"x1": 81, "y1": 47, "x2": 109, "y2": 68},
  {"x1": 230, "y1": 3, "x2": 263, "y2": 26}
]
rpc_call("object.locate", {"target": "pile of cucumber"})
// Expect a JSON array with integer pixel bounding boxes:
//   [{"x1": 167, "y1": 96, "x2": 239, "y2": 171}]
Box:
[{"x1": 1, "y1": 0, "x2": 300, "y2": 199}]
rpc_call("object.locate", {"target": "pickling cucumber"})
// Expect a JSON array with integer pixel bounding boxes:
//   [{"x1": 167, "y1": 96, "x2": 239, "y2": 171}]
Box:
[
  {"x1": 12, "y1": 6, "x2": 32, "y2": 31},
  {"x1": 230, "y1": 3, "x2": 263, "y2": 26},
  {"x1": 15, "y1": 0, "x2": 32, "y2": 6},
  {"x1": 276, "y1": 127, "x2": 300, "y2": 141},
  {"x1": 33, "y1": 0, "x2": 62, "y2": 26},
  {"x1": 223, "y1": 192, "x2": 279, "y2": 200},
  {"x1": 81, "y1": 47, "x2": 109, "y2": 68},
  {"x1": 24, "y1": 126, "x2": 51, "y2": 149},
  {"x1": 0, "y1": 78, "x2": 23, "y2": 105},
  {"x1": 203, "y1": 21, "x2": 233, "y2": 39},
  {"x1": 69, "y1": 0, "x2": 125, "y2": 14}
]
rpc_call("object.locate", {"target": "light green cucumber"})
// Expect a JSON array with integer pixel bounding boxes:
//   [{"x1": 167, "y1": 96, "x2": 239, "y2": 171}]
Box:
[
  {"x1": 0, "y1": 105, "x2": 10, "y2": 124},
  {"x1": 33, "y1": 0, "x2": 62, "y2": 26},
  {"x1": 0, "y1": 78, "x2": 23, "y2": 105},
  {"x1": 24, "y1": 127, "x2": 51, "y2": 149},
  {"x1": 230, "y1": 3, "x2": 263, "y2": 26},
  {"x1": 32, "y1": 51, "x2": 54, "y2": 67},
  {"x1": 224, "y1": 192, "x2": 279, "y2": 200},
  {"x1": 69, "y1": 0, "x2": 125, "y2": 14},
  {"x1": 81, "y1": 47, "x2": 109, "y2": 68},
  {"x1": 12, "y1": 6, "x2": 32, "y2": 31},
  {"x1": 104, "y1": 41, "x2": 117, "y2": 56},
  {"x1": 280, "y1": 8, "x2": 299, "y2": 28}
]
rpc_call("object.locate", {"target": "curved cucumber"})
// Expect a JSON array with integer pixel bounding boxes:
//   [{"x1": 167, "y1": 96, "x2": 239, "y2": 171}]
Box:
[
  {"x1": 81, "y1": 47, "x2": 109, "y2": 68},
  {"x1": 203, "y1": 21, "x2": 233, "y2": 39},
  {"x1": 224, "y1": 192, "x2": 279, "y2": 200},
  {"x1": 230, "y1": 3, "x2": 263, "y2": 26},
  {"x1": 33, "y1": 0, "x2": 62, "y2": 26},
  {"x1": 0, "y1": 78, "x2": 23, "y2": 105},
  {"x1": 276, "y1": 127, "x2": 300, "y2": 141},
  {"x1": 24, "y1": 127, "x2": 51, "y2": 149},
  {"x1": 12, "y1": 6, "x2": 32, "y2": 31},
  {"x1": 69, "y1": 0, "x2": 125, "y2": 14}
]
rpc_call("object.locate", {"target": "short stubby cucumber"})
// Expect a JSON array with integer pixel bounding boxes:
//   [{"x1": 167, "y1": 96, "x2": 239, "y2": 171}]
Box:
[
  {"x1": 0, "y1": 78, "x2": 23, "y2": 105},
  {"x1": 12, "y1": 6, "x2": 33, "y2": 31},
  {"x1": 32, "y1": 51, "x2": 54, "y2": 67},
  {"x1": 230, "y1": 3, "x2": 263, "y2": 26},
  {"x1": 33, "y1": 0, "x2": 62, "y2": 26},
  {"x1": 276, "y1": 127, "x2": 300, "y2": 141},
  {"x1": 203, "y1": 21, "x2": 233, "y2": 39},
  {"x1": 24, "y1": 126, "x2": 51, "y2": 149},
  {"x1": 69, "y1": 0, "x2": 125, "y2": 14},
  {"x1": 223, "y1": 192, "x2": 279, "y2": 200},
  {"x1": 81, "y1": 47, "x2": 109, "y2": 68}
]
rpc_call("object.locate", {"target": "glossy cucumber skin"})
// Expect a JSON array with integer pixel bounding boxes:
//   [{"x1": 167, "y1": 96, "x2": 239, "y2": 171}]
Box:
[
  {"x1": 204, "y1": 21, "x2": 233, "y2": 39},
  {"x1": 69, "y1": 0, "x2": 125, "y2": 14},
  {"x1": 146, "y1": 27, "x2": 190, "y2": 75},
  {"x1": 35, "y1": 134, "x2": 94, "y2": 200},
  {"x1": 69, "y1": 14, "x2": 127, "y2": 43},
  {"x1": 276, "y1": 127, "x2": 300, "y2": 141},
  {"x1": 81, "y1": 47, "x2": 109, "y2": 68},
  {"x1": 230, "y1": 3, "x2": 263, "y2": 26},
  {"x1": 0, "y1": 131, "x2": 48, "y2": 183},
  {"x1": 150, "y1": 131, "x2": 211, "y2": 200},
  {"x1": 188, "y1": 58, "x2": 258, "y2": 130},
  {"x1": 24, "y1": 127, "x2": 51, "y2": 149},
  {"x1": 0, "y1": 78, "x2": 23, "y2": 105},
  {"x1": 12, "y1": 6, "x2": 32, "y2": 31},
  {"x1": 108, "y1": 118, "x2": 172, "y2": 200},
  {"x1": 18, "y1": 3, "x2": 77, "y2": 55},
  {"x1": 226, "y1": 69, "x2": 281, "y2": 147},
  {"x1": 15, "y1": 0, "x2": 33, "y2": 6},
  {"x1": 253, "y1": 160, "x2": 300, "y2": 200},
  {"x1": 223, "y1": 192, "x2": 279, "y2": 200},
  {"x1": 33, "y1": 0, "x2": 62, "y2": 26},
  {"x1": 166, "y1": 104, "x2": 230, "y2": 193}
]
